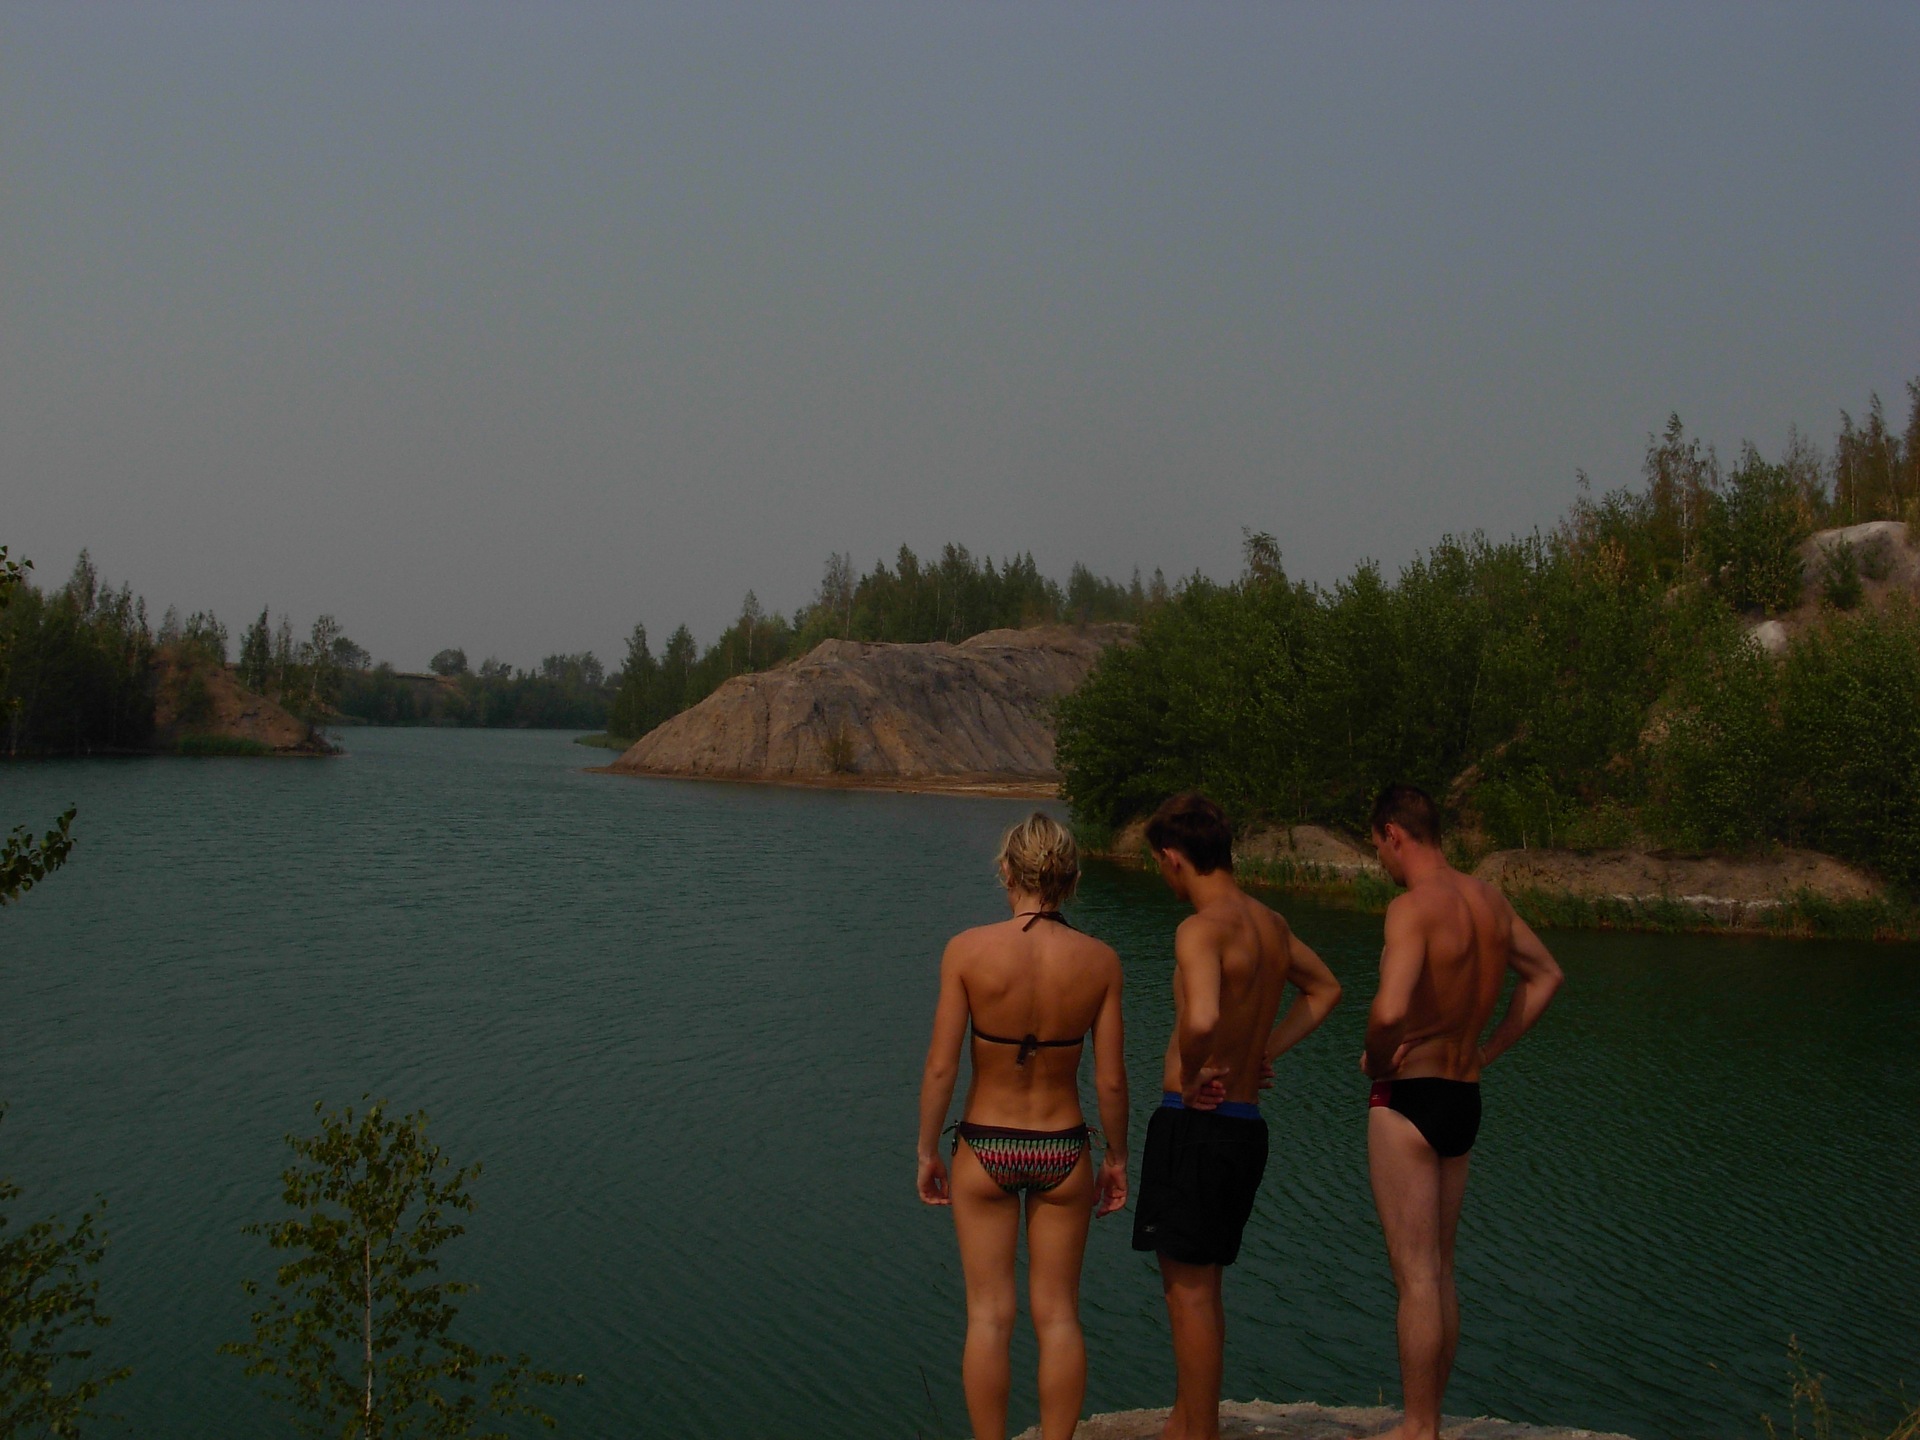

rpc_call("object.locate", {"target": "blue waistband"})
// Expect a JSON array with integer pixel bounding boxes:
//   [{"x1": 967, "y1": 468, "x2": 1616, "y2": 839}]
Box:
[{"x1": 1161, "y1": 1090, "x2": 1260, "y2": 1122}]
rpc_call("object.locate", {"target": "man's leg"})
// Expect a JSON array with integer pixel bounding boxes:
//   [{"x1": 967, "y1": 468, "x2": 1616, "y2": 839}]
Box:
[
  {"x1": 1435, "y1": 1153, "x2": 1472, "y2": 1396},
  {"x1": 1367, "y1": 1107, "x2": 1446, "y2": 1440},
  {"x1": 1025, "y1": 1154, "x2": 1096, "y2": 1440},
  {"x1": 951, "y1": 1142, "x2": 1022, "y2": 1440},
  {"x1": 1158, "y1": 1256, "x2": 1224, "y2": 1440}
]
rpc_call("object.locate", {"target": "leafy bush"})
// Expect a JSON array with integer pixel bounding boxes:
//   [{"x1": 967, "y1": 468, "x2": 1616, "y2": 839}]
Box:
[
  {"x1": 1642, "y1": 610, "x2": 1785, "y2": 852},
  {"x1": 0, "y1": 1108, "x2": 129, "y2": 1435},
  {"x1": 1780, "y1": 599, "x2": 1920, "y2": 887},
  {"x1": 1702, "y1": 449, "x2": 1811, "y2": 614},
  {"x1": 1819, "y1": 540, "x2": 1865, "y2": 611}
]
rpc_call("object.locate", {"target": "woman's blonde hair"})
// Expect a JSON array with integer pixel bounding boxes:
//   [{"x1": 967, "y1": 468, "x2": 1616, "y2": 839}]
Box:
[{"x1": 996, "y1": 812, "x2": 1080, "y2": 906}]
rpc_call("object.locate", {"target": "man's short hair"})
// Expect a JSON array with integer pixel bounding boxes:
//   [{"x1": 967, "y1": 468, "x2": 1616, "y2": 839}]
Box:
[
  {"x1": 1369, "y1": 783, "x2": 1442, "y2": 845},
  {"x1": 1144, "y1": 793, "x2": 1233, "y2": 874}
]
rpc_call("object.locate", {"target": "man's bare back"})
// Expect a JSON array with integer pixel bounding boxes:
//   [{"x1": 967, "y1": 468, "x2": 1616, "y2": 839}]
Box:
[
  {"x1": 1364, "y1": 857, "x2": 1563, "y2": 1087},
  {"x1": 1160, "y1": 891, "x2": 1293, "y2": 1105}
]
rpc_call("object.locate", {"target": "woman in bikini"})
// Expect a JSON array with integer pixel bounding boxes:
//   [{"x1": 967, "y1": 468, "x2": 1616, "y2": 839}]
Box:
[{"x1": 917, "y1": 813, "x2": 1130, "y2": 1440}]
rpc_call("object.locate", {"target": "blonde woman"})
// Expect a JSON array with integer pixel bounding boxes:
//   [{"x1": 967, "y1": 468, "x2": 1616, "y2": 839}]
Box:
[{"x1": 917, "y1": 813, "x2": 1129, "y2": 1440}]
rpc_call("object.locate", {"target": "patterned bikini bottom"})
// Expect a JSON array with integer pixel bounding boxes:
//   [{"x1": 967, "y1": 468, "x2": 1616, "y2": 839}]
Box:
[{"x1": 953, "y1": 1121, "x2": 1090, "y2": 1195}]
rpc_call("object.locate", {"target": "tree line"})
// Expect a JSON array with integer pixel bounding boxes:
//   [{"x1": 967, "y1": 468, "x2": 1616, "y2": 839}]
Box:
[{"x1": 1057, "y1": 377, "x2": 1920, "y2": 891}]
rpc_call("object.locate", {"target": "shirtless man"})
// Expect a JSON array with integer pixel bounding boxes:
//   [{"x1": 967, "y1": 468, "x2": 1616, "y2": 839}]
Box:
[
  {"x1": 1362, "y1": 784, "x2": 1565, "y2": 1440},
  {"x1": 1131, "y1": 793, "x2": 1343, "y2": 1440}
]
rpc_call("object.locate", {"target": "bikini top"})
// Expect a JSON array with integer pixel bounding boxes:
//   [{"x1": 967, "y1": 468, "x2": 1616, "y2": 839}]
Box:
[{"x1": 971, "y1": 910, "x2": 1087, "y2": 1067}]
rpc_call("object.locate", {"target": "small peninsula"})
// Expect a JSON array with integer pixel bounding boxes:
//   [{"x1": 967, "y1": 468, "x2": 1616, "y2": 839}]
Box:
[{"x1": 602, "y1": 624, "x2": 1132, "y2": 794}]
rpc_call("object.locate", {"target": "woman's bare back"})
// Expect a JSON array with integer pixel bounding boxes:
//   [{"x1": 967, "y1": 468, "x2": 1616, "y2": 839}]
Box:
[{"x1": 954, "y1": 915, "x2": 1120, "y2": 1129}]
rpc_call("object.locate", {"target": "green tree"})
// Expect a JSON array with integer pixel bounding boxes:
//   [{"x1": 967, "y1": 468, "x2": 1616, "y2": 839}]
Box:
[
  {"x1": 0, "y1": 1109, "x2": 129, "y2": 1439},
  {"x1": 428, "y1": 650, "x2": 468, "y2": 679},
  {"x1": 1702, "y1": 447, "x2": 1811, "y2": 614},
  {"x1": 0, "y1": 548, "x2": 78, "y2": 896},
  {"x1": 224, "y1": 1100, "x2": 580, "y2": 1440},
  {"x1": 240, "y1": 610, "x2": 273, "y2": 693},
  {"x1": 1780, "y1": 599, "x2": 1920, "y2": 887}
]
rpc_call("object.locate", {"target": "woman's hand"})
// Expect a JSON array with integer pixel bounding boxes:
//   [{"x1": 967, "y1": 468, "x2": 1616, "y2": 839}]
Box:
[
  {"x1": 917, "y1": 1151, "x2": 951, "y2": 1206},
  {"x1": 1094, "y1": 1150, "x2": 1128, "y2": 1217}
]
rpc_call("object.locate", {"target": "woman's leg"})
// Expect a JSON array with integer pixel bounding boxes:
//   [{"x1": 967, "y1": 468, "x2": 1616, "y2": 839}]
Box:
[
  {"x1": 952, "y1": 1139, "x2": 1022, "y2": 1440},
  {"x1": 1025, "y1": 1149, "x2": 1096, "y2": 1440}
]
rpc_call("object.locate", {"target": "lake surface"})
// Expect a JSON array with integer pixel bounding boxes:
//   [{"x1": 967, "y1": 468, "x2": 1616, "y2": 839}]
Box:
[{"x1": 2, "y1": 728, "x2": 1915, "y2": 1439}]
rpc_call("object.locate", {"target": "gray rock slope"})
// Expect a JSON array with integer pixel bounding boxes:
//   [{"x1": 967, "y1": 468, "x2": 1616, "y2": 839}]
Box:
[{"x1": 608, "y1": 624, "x2": 1131, "y2": 786}]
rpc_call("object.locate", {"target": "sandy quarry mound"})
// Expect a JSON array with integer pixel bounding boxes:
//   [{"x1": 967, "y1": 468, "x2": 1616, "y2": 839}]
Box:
[
  {"x1": 1748, "y1": 519, "x2": 1917, "y2": 654},
  {"x1": 607, "y1": 624, "x2": 1132, "y2": 792},
  {"x1": 152, "y1": 648, "x2": 332, "y2": 754},
  {"x1": 1474, "y1": 846, "x2": 1881, "y2": 924},
  {"x1": 1016, "y1": 1400, "x2": 1631, "y2": 1440}
]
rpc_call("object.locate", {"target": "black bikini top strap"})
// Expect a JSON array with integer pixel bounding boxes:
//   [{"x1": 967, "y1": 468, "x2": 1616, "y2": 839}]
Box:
[
  {"x1": 971, "y1": 1024, "x2": 1086, "y2": 1067},
  {"x1": 1017, "y1": 910, "x2": 1076, "y2": 931}
]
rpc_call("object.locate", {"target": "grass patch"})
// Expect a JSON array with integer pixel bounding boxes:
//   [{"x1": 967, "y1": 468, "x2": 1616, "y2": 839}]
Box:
[
  {"x1": 1762, "y1": 889, "x2": 1920, "y2": 943},
  {"x1": 175, "y1": 734, "x2": 274, "y2": 758},
  {"x1": 1234, "y1": 855, "x2": 1397, "y2": 912},
  {"x1": 572, "y1": 733, "x2": 632, "y2": 751},
  {"x1": 1762, "y1": 1339, "x2": 1919, "y2": 1440}
]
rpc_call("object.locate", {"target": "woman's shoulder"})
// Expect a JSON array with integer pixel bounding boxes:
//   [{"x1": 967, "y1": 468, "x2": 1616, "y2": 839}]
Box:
[{"x1": 943, "y1": 918, "x2": 1013, "y2": 958}]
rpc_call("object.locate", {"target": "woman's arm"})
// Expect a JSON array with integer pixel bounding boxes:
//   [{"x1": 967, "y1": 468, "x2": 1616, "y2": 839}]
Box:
[
  {"x1": 916, "y1": 938, "x2": 970, "y2": 1205},
  {"x1": 1091, "y1": 949, "x2": 1130, "y2": 1217}
]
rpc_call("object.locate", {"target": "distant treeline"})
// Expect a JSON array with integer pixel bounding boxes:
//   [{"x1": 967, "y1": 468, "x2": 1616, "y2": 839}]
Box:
[
  {"x1": 1, "y1": 553, "x2": 158, "y2": 756},
  {"x1": 1058, "y1": 379, "x2": 1920, "y2": 890},
  {"x1": 341, "y1": 652, "x2": 612, "y2": 730},
  {"x1": 0, "y1": 537, "x2": 1155, "y2": 749},
  {"x1": 0, "y1": 551, "x2": 379, "y2": 755},
  {"x1": 342, "y1": 543, "x2": 1154, "y2": 735}
]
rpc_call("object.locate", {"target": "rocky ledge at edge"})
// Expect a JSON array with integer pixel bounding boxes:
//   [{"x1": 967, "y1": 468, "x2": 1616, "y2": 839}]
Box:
[{"x1": 1014, "y1": 1401, "x2": 1632, "y2": 1440}]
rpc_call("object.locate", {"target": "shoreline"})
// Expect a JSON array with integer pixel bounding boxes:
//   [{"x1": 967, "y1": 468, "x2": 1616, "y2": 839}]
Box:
[
  {"x1": 588, "y1": 764, "x2": 1061, "y2": 800},
  {"x1": 1086, "y1": 832, "x2": 1918, "y2": 944}
]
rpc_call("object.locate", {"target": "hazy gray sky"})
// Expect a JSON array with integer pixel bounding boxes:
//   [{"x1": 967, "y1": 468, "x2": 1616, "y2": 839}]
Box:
[{"x1": 4, "y1": 3, "x2": 1915, "y2": 670}]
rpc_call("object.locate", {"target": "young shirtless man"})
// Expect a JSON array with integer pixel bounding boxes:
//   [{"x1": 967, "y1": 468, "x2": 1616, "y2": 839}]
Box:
[
  {"x1": 1131, "y1": 793, "x2": 1343, "y2": 1440},
  {"x1": 1362, "y1": 784, "x2": 1565, "y2": 1440}
]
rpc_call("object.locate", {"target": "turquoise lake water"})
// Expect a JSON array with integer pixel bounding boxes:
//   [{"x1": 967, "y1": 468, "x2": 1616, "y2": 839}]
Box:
[{"x1": 1, "y1": 727, "x2": 1915, "y2": 1439}]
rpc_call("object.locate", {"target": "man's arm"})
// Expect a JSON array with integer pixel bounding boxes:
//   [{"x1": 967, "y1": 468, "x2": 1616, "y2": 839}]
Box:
[
  {"x1": 1363, "y1": 896, "x2": 1425, "y2": 1078},
  {"x1": 1265, "y1": 926, "x2": 1342, "y2": 1065},
  {"x1": 915, "y1": 939, "x2": 970, "y2": 1204},
  {"x1": 1479, "y1": 910, "x2": 1563, "y2": 1068},
  {"x1": 1090, "y1": 951, "x2": 1130, "y2": 1217},
  {"x1": 1173, "y1": 917, "x2": 1224, "y2": 1102}
]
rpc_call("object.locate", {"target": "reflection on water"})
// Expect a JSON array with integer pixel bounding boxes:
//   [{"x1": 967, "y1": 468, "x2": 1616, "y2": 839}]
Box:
[{"x1": 1, "y1": 729, "x2": 1914, "y2": 1438}]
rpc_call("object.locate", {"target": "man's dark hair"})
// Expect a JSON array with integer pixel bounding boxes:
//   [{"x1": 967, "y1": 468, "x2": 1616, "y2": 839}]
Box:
[
  {"x1": 1369, "y1": 783, "x2": 1442, "y2": 845},
  {"x1": 1144, "y1": 793, "x2": 1233, "y2": 874}
]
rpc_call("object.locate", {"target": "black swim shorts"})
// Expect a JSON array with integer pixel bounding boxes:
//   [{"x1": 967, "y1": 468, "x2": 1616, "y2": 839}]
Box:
[
  {"x1": 1369, "y1": 1078, "x2": 1481, "y2": 1158},
  {"x1": 1130, "y1": 1096, "x2": 1269, "y2": 1267}
]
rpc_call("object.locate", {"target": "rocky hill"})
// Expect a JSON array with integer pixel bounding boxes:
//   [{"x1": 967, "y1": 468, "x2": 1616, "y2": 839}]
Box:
[
  {"x1": 605, "y1": 624, "x2": 1131, "y2": 793},
  {"x1": 1749, "y1": 519, "x2": 1916, "y2": 653},
  {"x1": 153, "y1": 649, "x2": 334, "y2": 755}
]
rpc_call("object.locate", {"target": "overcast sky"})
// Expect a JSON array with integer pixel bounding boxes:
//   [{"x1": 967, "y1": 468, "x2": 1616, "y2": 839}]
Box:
[{"x1": 3, "y1": 3, "x2": 1915, "y2": 670}]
